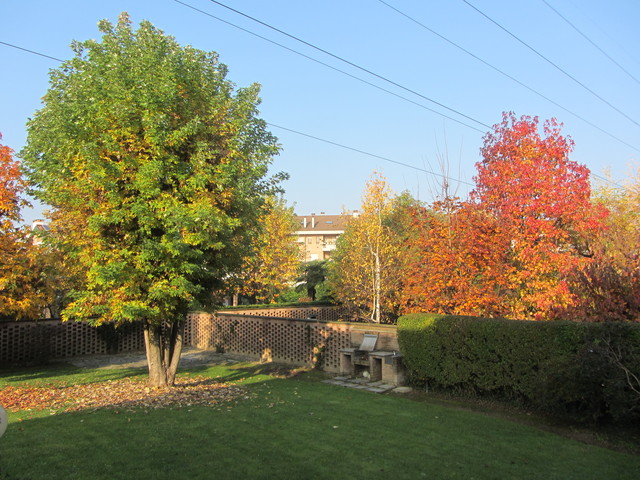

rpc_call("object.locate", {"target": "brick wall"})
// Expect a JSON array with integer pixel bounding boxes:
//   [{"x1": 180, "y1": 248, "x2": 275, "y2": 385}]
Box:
[
  {"x1": 187, "y1": 311, "x2": 398, "y2": 373},
  {"x1": 0, "y1": 320, "x2": 144, "y2": 365},
  {"x1": 222, "y1": 305, "x2": 352, "y2": 322},
  {"x1": 1, "y1": 307, "x2": 397, "y2": 372}
]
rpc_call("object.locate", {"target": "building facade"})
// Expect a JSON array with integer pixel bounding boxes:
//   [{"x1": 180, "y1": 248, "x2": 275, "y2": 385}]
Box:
[{"x1": 294, "y1": 213, "x2": 356, "y2": 262}]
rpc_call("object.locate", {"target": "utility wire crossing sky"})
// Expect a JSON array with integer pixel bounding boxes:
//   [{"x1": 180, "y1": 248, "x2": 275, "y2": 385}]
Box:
[{"x1": 1, "y1": 0, "x2": 638, "y2": 221}]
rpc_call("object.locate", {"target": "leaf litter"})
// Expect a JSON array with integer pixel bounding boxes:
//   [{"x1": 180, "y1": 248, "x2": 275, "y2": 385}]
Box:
[{"x1": 0, "y1": 376, "x2": 249, "y2": 413}]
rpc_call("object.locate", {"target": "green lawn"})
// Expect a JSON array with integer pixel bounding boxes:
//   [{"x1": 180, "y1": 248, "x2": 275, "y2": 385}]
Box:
[{"x1": 1, "y1": 362, "x2": 638, "y2": 480}]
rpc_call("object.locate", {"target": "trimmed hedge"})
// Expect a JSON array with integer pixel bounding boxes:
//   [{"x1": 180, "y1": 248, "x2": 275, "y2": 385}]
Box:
[{"x1": 397, "y1": 313, "x2": 640, "y2": 424}]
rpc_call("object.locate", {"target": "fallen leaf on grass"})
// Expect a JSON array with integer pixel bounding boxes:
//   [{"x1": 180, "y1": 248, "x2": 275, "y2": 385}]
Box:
[{"x1": 0, "y1": 376, "x2": 248, "y2": 413}]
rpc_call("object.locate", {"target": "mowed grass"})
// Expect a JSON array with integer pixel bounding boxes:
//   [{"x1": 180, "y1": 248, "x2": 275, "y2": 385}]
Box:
[{"x1": 1, "y1": 362, "x2": 638, "y2": 480}]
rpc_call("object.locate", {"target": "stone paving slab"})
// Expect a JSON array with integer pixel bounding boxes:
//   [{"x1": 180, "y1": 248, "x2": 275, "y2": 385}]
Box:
[{"x1": 322, "y1": 377, "x2": 401, "y2": 394}]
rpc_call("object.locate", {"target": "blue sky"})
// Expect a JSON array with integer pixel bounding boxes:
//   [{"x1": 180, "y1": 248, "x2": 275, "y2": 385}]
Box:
[{"x1": 2, "y1": 0, "x2": 639, "y2": 223}]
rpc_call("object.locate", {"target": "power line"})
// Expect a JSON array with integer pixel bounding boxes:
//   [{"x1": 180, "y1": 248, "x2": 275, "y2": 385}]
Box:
[
  {"x1": 2, "y1": 30, "x2": 627, "y2": 191},
  {"x1": 565, "y1": 0, "x2": 640, "y2": 69},
  {"x1": 173, "y1": 0, "x2": 484, "y2": 133},
  {"x1": 0, "y1": 38, "x2": 477, "y2": 189},
  {"x1": 267, "y1": 122, "x2": 475, "y2": 188},
  {"x1": 377, "y1": 0, "x2": 640, "y2": 153},
  {"x1": 462, "y1": 0, "x2": 640, "y2": 129},
  {"x1": 176, "y1": 1, "x2": 638, "y2": 186},
  {"x1": 202, "y1": 0, "x2": 490, "y2": 129},
  {"x1": 541, "y1": 0, "x2": 640, "y2": 87},
  {"x1": 0, "y1": 41, "x2": 64, "y2": 62}
]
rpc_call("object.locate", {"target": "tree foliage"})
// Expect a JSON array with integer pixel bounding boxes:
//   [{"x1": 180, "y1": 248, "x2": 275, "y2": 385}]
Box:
[
  {"x1": 401, "y1": 198, "x2": 511, "y2": 317},
  {"x1": 330, "y1": 173, "x2": 410, "y2": 322},
  {"x1": 565, "y1": 169, "x2": 640, "y2": 321},
  {"x1": 398, "y1": 113, "x2": 610, "y2": 321},
  {"x1": 234, "y1": 196, "x2": 299, "y2": 303},
  {"x1": 22, "y1": 14, "x2": 281, "y2": 385},
  {"x1": 0, "y1": 135, "x2": 49, "y2": 320},
  {"x1": 471, "y1": 113, "x2": 607, "y2": 319},
  {"x1": 296, "y1": 260, "x2": 329, "y2": 302}
]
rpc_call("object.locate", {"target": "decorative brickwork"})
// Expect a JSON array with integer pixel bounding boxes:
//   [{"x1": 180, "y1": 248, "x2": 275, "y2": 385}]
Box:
[
  {"x1": 1, "y1": 307, "x2": 397, "y2": 374},
  {"x1": 0, "y1": 320, "x2": 144, "y2": 366},
  {"x1": 187, "y1": 310, "x2": 396, "y2": 373},
  {"x1": 222, "y1": 305, "x2": 352, "y2": 322}
]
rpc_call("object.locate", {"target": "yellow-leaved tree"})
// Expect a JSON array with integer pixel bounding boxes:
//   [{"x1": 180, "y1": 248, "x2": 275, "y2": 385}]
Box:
[
  {"x1": 235, "y1": 196, "x2": 300, "y2": 303},
  {"x1": 330, "y1": 173, "x2": 406, "y2": 323}
]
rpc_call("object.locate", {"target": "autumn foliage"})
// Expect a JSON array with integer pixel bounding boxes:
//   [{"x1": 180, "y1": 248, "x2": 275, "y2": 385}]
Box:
[
  {"x1": 564, "y1": 170, "x2": 640, "y2": 321},
  {"x1": 401, "y1": 198, "x2": 511, "y2": 317},
  {"x1": 330, "y1": 173, "x2": 406, "y2": 322},
  {"x1": 0, "y1": 135, "x2": 49, "y2": 320},
  {"x1": 334, "y1": 113, "x2": 622, "y2": 322},
  {"x1": 470, "y1": 113, "x2": 608, "y2": 319}
]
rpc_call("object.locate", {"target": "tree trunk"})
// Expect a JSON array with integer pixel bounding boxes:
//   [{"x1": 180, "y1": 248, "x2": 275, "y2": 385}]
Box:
[
  {"x1": 144, "y1": 323, "x2": 166, "y2": 387},
  {"x1": 373, "y1": 250, "x2": 381, "y2": 323},
  {"x1": 166, "y1": 320, "x2": 184, "y2": 386},
  {"x1": 143, "y1": 319, "x2": 185, "y2": 387}
]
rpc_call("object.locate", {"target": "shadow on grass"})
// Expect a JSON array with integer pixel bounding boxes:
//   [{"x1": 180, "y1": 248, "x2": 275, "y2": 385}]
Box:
[
  {"x1": 183, "y1": 361, "x2": 326, "y2": 385},
  {"x1": 0, "y1": 363, "x2": 145, "y2": 387}
]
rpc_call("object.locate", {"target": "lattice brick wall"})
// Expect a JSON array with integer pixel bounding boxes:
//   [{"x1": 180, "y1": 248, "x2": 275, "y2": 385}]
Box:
[
  {"x1": 2, "y1": 307, "x2": 393, "y2": 372},
  {"x1": 186, "y1": 312, "x2": 393, "y2": 373},
  {"x1": 224, "y1": 305, "x2": 352, "y2": 322},
  {"x1": 0, "y1": 320, "x2": 145, "y2": 366}
]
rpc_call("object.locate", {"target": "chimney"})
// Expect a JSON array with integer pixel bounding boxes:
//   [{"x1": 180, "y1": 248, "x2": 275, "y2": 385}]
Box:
[
  {"x1": 312, "y1": 217, "x2": 315, "y2": 228},
  {"x1": 303, "y1": 217, "x2": 307, "y2": 228}
]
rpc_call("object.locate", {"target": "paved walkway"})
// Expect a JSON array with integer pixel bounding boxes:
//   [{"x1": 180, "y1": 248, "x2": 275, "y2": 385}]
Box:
[
  {"x1": 64, "y1": 347, "x2": 253, "y2": 370},
  {"x1": 322, "y1": 376, "x2": 412, "y2": 394}
]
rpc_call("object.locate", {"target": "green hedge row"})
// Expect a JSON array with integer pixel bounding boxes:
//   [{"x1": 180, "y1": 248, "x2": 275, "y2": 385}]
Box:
[{"x1": 397, "y1": 313, "x2": 640, "y2": 424}]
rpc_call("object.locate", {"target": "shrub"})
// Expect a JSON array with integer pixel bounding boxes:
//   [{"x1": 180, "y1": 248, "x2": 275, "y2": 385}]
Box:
[{"x1": 397, "y1": 313, "x2": 640, "y2": 424}]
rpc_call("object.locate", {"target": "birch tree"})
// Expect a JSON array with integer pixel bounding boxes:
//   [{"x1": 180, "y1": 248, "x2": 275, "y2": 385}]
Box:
[{"x1": 331, "y1": 173, "x2": 403, "y2": 323}]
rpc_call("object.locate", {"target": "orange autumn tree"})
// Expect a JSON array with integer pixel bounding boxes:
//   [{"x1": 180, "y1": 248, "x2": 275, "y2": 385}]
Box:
[
  {"x1": 565, "y1": 169, "x2": 640, "y2": 321},
  {"x1": 401, "y1": 197, "x2": 511, "y2": 317},
  {"x1": 472, "y1": 113, "x2": 607, "y2": 320},
  {"x1": 0, "y1": 135, "x2": 47, "y2": 319}
]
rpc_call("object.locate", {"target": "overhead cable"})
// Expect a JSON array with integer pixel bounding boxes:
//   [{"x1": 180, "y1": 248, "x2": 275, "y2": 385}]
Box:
[
  {"x1": 541, "y1": 0, "x2": 640, "y2": 87},
  {"x1": 2, "y1": 30, "x2": 628, "y2": 191},
  {"x1": 0, "y1": 41, "x2": 64, "y2": 62},
  {"x1": 462, "y1": 0, "x2": 640, "y2": 129},
  {"x1": 0, "y1": 38, "x2": 477, "y2": 189},
  {"x1": 267, "y1": 122, "x2": 476, "y2": 187},
  {"x1": 377, "y1": 0, "x2": 640, "y2": 153},
  {"x1": 173, "y1": 0, "x2": 484, "y2": 133},
  {"x1": 201, "y1": 0, "x2": 490, "y2": 129}
]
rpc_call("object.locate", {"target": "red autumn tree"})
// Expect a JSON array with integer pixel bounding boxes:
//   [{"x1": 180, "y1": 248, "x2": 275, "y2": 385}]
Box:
[{"x1": 471, "y1": 113, "x2": 607, "y2": 320}]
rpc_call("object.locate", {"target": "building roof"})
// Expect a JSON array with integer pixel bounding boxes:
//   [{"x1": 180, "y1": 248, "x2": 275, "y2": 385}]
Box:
[{"x1": 294, "y1": 213, "x2": 354, "y2": 233}]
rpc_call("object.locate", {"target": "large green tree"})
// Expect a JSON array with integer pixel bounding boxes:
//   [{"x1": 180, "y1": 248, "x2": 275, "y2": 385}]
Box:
[{"x1": 22, "y1": 14, "x2": 281, "y2": 386}]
